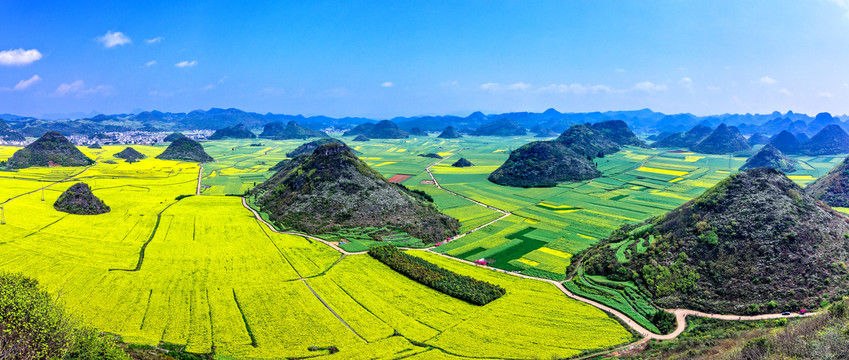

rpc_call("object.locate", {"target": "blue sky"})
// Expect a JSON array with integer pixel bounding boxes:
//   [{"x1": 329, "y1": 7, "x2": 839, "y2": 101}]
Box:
[{"x1": 2, "y1": 0, "x2": 849, "y2": 118}]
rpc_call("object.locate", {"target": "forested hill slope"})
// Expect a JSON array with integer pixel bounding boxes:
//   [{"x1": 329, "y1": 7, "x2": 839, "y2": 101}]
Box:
[
  {"x1": 584, "y1": 168, "x2": 849, "y2": 314},
  {"x1": 806, "y1": 155, "x2": 849, "y2": 207},
  {"x1": 488, "y1": 120, "x2": 640, "y2": 187},
  {"x1": 251, "y1": 142, "x2": 459, "y2": 242},
  {"x1": 6, "y1": 131, "x2": 94, "y2": 169}
]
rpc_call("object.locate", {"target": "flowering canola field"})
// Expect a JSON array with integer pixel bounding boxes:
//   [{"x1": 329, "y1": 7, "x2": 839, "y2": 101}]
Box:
[{"x1": 0, "y1": 144, "x2": 632, "y2": 359}]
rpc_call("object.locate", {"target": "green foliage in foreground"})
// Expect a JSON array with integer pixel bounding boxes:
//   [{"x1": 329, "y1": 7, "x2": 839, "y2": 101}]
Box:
[
  {"x1": 368, "y1": 245, "x2": 506, "y2": 305},
  {"x1": 0, "y1": 272, "x2": 130, "y2": 360}
]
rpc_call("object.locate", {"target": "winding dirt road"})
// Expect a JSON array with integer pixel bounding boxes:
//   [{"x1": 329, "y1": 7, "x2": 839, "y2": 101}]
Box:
[{"x1": 238, "y1": 156, "x2": 815, "y2": 356}]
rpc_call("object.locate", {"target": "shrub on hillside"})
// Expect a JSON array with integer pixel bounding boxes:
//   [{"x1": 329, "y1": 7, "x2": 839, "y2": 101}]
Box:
[
  {"x1": 367, "y1": 245, "x2": 505, "y2": 305},
  {"x1": 0, "y1": 272, "x2": 130, "y2": 360}
]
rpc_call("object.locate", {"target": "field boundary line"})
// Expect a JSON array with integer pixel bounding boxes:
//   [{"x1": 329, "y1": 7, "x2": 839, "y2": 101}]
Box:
[{"x1": 108, "y1": 200, "x2": 180, "y2": 272}]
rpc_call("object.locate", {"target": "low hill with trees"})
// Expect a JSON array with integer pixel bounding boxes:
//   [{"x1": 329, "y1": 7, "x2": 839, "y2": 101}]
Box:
[
  {"x1": 690, "y1": 124, "x2": 751, "y2": 154},
  {"x1": 800, "y1": 124, "x2": 849, "y2": 155},
  {"x1": 251, "y1": 142, "x2": 459, "y2": 242},
  {"x1": 163, "y1": 132, "x2": 187, "y2": 142},
  {"x1": 438, "y1": 126, "x2": 462, "y2": 138},
  {"x1": 54, "y1": 183, "x2": 111, "y2": 215},
  {"x1": 583, "y1": 168, "x2": 849, "y2": 314},
  {"x1": 259, "y1": 121, "x2": 327, "y2": 140},
  {"x1": 489, "y1": 121, "x2": 639, "y2": 187},
  {"x1": 472, "y1": 118, "x2": 526, "y2": 136},
  {"x1": 208, "y1": 123, "x2": 256, "y2": 139},
  {"x1": 739, "y1": 143, "x2": 796, "y2": 172},
  {"x1": 806, "y1": 155, "x2": 849, "y2": 207},
  {"x1": 769, "y1": 130, "x2": 802, "y2": 154},
  {"x1": 155, "y1": 137, "x2": 214, "y2": 162},
  {"x1": 0, "y1": 118, "x2": 24, "y2": 142},
  {"x1": 5, "y1": 131, "x2": 94, "y2": 169},
  {"x1": 652, "y1": 125, "x2": 712, "y2": 148},
  {"x1": 114, "y1": 147, "x2": 147, "y2": 162}
]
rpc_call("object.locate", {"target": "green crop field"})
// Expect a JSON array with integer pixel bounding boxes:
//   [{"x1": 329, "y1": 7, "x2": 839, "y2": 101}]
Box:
[{"x1": 1, "y1": 138, "x2": 844, "y2": 358}]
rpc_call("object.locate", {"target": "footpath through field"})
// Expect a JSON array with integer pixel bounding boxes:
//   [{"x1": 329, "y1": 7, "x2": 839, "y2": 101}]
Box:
[
  {"x1": 240, "y1": 156, "x2": 816, "y2": 355},
  {"x1": 1, "y1": 160, "x2": 98, "y2": 206}
]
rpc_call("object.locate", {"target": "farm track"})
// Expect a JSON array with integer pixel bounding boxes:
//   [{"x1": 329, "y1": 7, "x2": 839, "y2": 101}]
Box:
[
  {"x1": 1, "y1": 161, "x2": 97, "y2": 205},
  {"x1": 108, "y1": 200, "x2": 180, "y2": 272},
  {"x1": 239, "y1": 155, "x2": 816, "y2": 356},
  {"x1": 196, "y1": 166, "x2": 203, "y2": 195}
]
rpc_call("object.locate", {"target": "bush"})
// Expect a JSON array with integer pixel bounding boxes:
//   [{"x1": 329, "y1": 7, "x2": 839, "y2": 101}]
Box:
[
  {"x1": 651, "y1": 310, "x2": 677, "y2": 334},
  {"x1": 0, "y1": 272, "x2": 129, "y2": 360},
  {"x1": 368, "y1": 245, "x2": 506, "y2": 305},
  {"x1": 740, "y1": 337, "x2": 772, "y2": 360}
]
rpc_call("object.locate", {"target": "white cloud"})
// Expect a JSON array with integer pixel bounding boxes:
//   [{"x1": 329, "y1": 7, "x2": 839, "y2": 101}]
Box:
[
  {"x1": 381, "y1": 81, "x2": 394, "y2": 88},
  {"x1": 614, "y1": 68, "x2": 626, "y2": 73},
  {"x1": 144, "y1": 60, "x2": 157, "y2": 67},
  {"x1": 778, "y1": 88, "x2": 792, "y2": 96},
  {"x1": 707, "y1": 86, "x2": 722, "y2": 93},
  {"x1": 478, "y1": 82, "x2": 534, "y2": 91},
  {"x1": 145, "y1": 37, "x2": 164, "y2": 44},
  {"x1": 441, "y1": 80, "x2": 459, "y2": 87},
  {"x1": 175, "y1": 60, "x2": 197, "y2": 68},
  {"x1": 536, "y1": 83, "x2": 611, "y2": 94},
  {"x1": 14, "y1": 75, "x2": 41, "y2": 90},
  {"x1": 201, "y1": 77, "x2": 227, "y2": 91},
  {"x1": 506, "y1": 82, "x2": 532, "y2": 91},
  {"x1": 680, "y1": 77, "x2": 694, "y2": 92},
  {"x1": 760, "y1": 76, "x2": 777, "y2": 85},
  {"x1": 827, "y1": 0, "x2": 849, "y2": 18},
  {"x1": 633, "y1": 81, "x2": 667, "y2": 92},
  {"x1": 96, "y1": 31, "x2": 131, "y2": 48},
  {"x1": 0, "y1": 48, "x2": 42, "y2": 65},
  {"x1": 53, "y1": 80, "x2": 113, "y2": 97},
  {"x1": 819, "y1": 92, "x2": 835, "y2": 98}
]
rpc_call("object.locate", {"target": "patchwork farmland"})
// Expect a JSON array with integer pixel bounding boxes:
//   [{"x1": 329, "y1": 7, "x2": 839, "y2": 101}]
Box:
[{"x1": 0, "y1": 136, "x2": 840, "y2": 359}]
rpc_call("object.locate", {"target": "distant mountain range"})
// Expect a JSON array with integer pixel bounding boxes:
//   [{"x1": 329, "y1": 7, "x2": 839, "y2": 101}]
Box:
[{"x1": 1, "y1": 107, "x2": 849, "y2": 138}]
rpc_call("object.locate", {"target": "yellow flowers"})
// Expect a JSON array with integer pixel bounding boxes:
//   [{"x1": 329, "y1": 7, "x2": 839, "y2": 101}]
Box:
[{"x1": 635, "y1": 166, "x2": 689, "y2": 177}]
